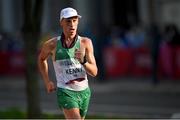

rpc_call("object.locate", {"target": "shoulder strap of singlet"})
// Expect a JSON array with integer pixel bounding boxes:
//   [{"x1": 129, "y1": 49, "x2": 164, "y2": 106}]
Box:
[
  {"x1": 55, "y1": 36, "x2": 61, "y2": 60},
  {"x1": 77, "y1": 36, "x2": 81, "y2": 48},
  {"x1": 57, "y1": 36, "x2": 61, "y2": 41}
]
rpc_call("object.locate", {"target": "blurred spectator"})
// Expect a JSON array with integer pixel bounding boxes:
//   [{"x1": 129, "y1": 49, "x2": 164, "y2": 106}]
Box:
[
  {"x1": 125, "y1": 24, "x2": 145, "y2": 48},
  {"x1": 0, "y1": 31, "x2": 25, "y2": 76},
  {"x1": 160, "y1": 24, "x2": 180, "y2": 78},
  {"x1": 163, "y1": 24, "x2": 180, "y2": 46},
  {"x1": 147, "y1": 24, "x2": 161, "y2": 85},
  {"x1": 107, "y1": 26, "x2": 128, "y2": 48},
  {"x1": 0, "y1": 31, "x2": 14, "y2": 52},
  {"x1": 0, "y1": 31, "x2": 24, "y2": 52},
  {"x1": 12, "y1": 31, "x2": 24, "y2": 52}
]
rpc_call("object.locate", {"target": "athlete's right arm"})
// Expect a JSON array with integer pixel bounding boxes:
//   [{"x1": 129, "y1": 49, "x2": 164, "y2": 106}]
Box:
[{"x1": 38, "y1": 38, "x2": 56, "y2": 93}]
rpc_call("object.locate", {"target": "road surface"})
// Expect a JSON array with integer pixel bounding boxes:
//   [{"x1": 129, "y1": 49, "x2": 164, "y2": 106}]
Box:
[{"x1": 0, "y1": 76, "x2": 180, "y2": 118}]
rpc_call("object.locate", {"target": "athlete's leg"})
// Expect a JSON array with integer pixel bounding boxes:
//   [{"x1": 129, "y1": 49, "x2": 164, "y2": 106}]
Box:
[
  {"x1": 63, "y1": 108, "x2": 81, "y2": 119},
  {"x1": 79, "y1": 88, "x2": 91, "y2": 120},
  {"x1": 81, "y1": 116, "x2": 85, "y2": 120}
]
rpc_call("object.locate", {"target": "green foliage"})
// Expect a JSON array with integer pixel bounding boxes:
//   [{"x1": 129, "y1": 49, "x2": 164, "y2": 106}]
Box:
[
  {"x1": 0, "y1": 108, "x2": 65, "y2": 119},
  {"x1": 0, "y1": 108, "x2": 122, "y2": 119},
  {"x1": 0, "y1": 107, "x2": 26, "y2": 119}
]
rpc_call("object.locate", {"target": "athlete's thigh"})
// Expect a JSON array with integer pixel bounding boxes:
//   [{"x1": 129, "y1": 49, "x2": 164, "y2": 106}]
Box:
[
  {"x1": 79, "y1": 88, "x2": 91, "y2": 117},
  {"x1": 57, "y1": 88, "x2": 79, "y2": 109},
  {"x1": 63, "y1": 108, "x2": 81, "y2": 119}
]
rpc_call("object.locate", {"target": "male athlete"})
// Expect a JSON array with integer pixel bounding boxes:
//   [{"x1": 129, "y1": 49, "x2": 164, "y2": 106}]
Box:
[{"x1": 38, "y1": 7, "x2": 98, "y2": 120}]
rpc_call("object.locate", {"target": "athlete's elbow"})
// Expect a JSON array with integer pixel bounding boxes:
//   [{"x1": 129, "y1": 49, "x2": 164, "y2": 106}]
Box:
[
  {"x1": 38, "y1": 54, "x2": 46, "y2": 62},
  {"x1": 92, "y1": 73, "x2": 98, "y2": 77},
  {"x1": 91, "y1": 68, "x2": 98, "y2": 77}
]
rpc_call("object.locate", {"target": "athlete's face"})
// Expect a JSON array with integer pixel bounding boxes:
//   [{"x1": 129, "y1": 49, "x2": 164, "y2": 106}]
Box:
[{"x1": 60, "y1": 16, "x2": 79, "y2": 39}]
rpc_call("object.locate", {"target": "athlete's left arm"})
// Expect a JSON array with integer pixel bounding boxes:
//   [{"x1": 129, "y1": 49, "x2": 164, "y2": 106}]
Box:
[{"x1": 82, "y1": 37, "x2": 98, "y2": 77}]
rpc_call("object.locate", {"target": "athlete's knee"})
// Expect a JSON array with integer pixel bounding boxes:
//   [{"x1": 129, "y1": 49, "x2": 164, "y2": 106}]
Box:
[
  {"x1": 81, "y1": 117, "x2": 85, "y2": 120},
  {"x1": 63, "y1": 108, "x2": 81, "y2": 119}
]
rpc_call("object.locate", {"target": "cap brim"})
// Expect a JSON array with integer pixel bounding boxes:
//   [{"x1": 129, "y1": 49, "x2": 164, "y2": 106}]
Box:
[{"x1": 63, "y1": 15, "x2": 81, "y2": 19}]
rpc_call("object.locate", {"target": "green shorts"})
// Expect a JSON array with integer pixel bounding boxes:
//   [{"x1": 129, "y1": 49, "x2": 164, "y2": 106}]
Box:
[{"x1": 57, "y1": 87, "x2": 91, "y2": 117}]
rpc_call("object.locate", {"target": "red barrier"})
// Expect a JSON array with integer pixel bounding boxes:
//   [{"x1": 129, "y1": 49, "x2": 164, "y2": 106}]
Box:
[
  {"x1": 159, "y1": 44, "x2": 173, "y2": 78},
  {"x1": 175, "y1": 47, "x2": 180, "y2": 78},
  {"x1": 0, "y1": 52, "x2": 25, "y2": 76},
  {"x1": 131, "y1": 47, "x2": 152, "y2": 77},
  {"x1": 0, "y1": 52, "x2": 11, "y2": 74},
  {"x1": 9, "y1": 52, "x2": 25, "y2": 75},
  {"x1": 159, "y1": 44, "x2": 180, "y2": 79},
  {"x1": 103, "y1": 47, "x2": 133, "y2": 77},
  {"x1": 103, "y1": 45, "x2": 180, "y2": 79}
]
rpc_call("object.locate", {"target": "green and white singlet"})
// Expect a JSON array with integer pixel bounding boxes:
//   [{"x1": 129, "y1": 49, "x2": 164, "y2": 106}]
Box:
[{"x1": 53, "y1": 36, "x2": 89, "y2": 91}]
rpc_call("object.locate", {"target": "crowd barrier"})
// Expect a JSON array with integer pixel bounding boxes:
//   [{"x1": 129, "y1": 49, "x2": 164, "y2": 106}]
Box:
[
  {"x1": 103, "y1": 45, "x2": 180, "y2": 79},
  {"x1": 174, "y1": 47, "x2": 180, "y2": 78},
  {"x1": 0, "y1": 52, "x2": 25, "y2": 76},
  {"x1": 0, "y1": 45, "x2": 180, "y2": 79},
  {"x1": 103, "y1": 47, "x2": 133, "y2": 77}
]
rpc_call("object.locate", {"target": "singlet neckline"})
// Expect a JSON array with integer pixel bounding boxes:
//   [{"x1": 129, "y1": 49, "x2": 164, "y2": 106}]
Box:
[{"x1": 60, "y1": 33, "x2": 78, "y2": 49}]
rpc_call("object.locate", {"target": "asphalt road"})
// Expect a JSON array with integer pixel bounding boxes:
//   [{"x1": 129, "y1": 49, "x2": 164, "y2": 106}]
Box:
[{"x1": 0, "y1": 76, "x2": 180, "y2": 119}]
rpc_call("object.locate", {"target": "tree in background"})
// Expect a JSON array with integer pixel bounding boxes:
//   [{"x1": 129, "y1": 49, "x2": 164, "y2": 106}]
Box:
[{"x1": 22, "y1": 0, "x2": 44, "y2": 118}]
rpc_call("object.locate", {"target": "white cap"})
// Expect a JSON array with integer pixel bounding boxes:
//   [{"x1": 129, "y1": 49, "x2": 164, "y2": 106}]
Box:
[{"x1": 60, "y1": 7, "x2": 81, "y2": 21}]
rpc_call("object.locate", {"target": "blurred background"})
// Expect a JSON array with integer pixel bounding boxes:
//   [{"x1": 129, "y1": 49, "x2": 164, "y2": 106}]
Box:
[{"x1": 0, "y1": 0, "x2": 180, "y2": 119}]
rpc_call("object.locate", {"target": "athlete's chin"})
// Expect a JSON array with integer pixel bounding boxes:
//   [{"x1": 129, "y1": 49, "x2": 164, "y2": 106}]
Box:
[{"x1": 69, "y1": 33, "x2": 76, "y2": 38}]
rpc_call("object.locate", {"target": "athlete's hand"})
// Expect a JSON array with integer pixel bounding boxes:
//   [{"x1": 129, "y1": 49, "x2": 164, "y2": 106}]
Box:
[
  {"x1": 74, "y1": 48, "x2": 85, "y2": 63},
  {"x1": 45, "y1": 81, "x2": 56, "y2": 93}
]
